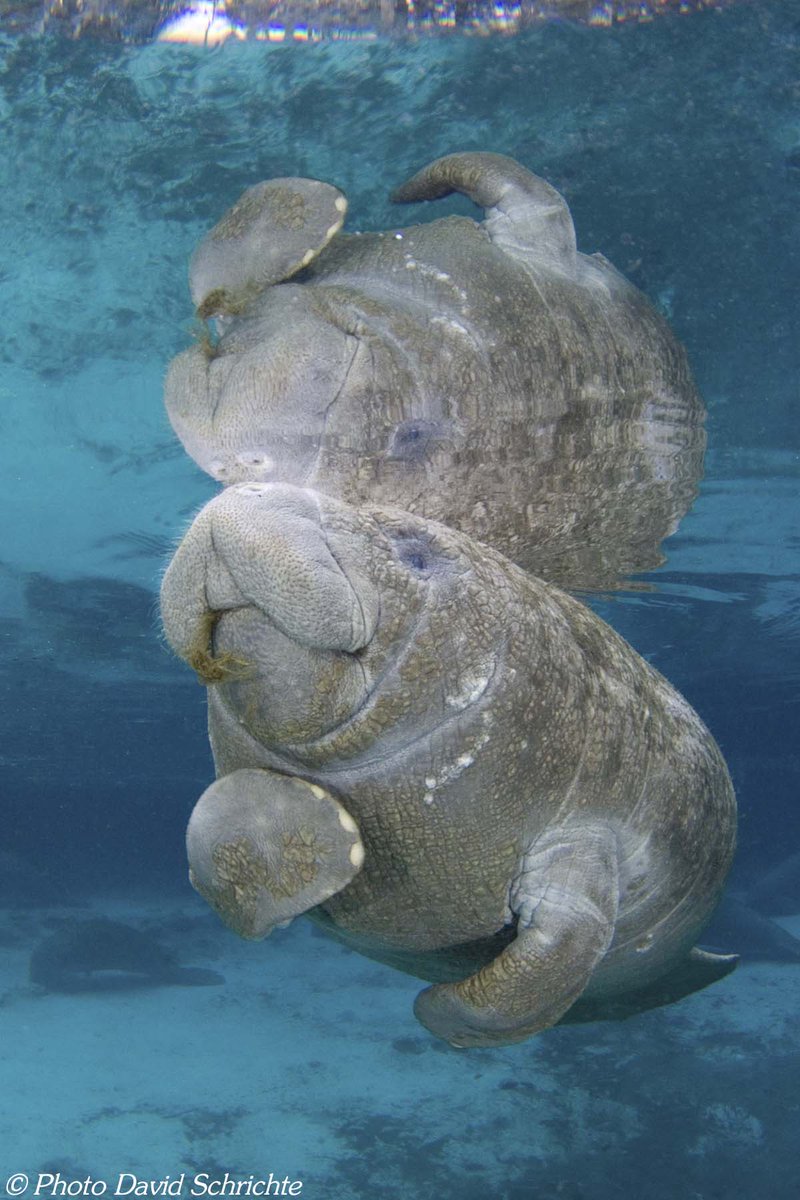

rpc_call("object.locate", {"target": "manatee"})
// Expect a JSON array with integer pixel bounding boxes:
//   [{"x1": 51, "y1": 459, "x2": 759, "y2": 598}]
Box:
[
  {"x1": 29, "y1": 919, "x2": 224, "y2": 993},
  {"x1": 702, "y1": 895, "x2": 800, "y2": 964},
  {"x1": 160, "y1": 482, "x2": 737, "y2": 1048},
  {"x1": 166, "y1": 152, "x2": 705, "y2": 592}
]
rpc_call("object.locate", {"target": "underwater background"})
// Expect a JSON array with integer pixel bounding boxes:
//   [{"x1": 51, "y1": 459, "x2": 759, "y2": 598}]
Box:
[{"x1": 1, "y1": 1, "x2": 799, "y2": 1195}]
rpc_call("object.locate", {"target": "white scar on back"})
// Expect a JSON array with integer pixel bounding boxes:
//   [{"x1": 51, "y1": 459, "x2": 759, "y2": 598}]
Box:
[{"x1": 445, "y1": 658, "x2": 495, "y2": 710}]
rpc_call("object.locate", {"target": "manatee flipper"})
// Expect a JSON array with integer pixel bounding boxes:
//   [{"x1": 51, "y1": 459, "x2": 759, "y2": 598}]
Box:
[
  {"x1": 186, "y1": 768, "x2": 364, "y2": 940},
  {"x1": 562, "y1": 948, "x2": 738, "y2": 1024},
  {"x1": 391, "y1": 151, "x2": 577, "y2": 269},
  {"x1": 190, "y1": 178, "x2": 348, "y2": 318},
  {"x1": 414, "y1": 821, "x2": 619, "y2": 1048}
]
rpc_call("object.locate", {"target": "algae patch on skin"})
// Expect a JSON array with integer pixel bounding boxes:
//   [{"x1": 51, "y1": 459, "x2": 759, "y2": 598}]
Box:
[{"x1": 186, "y1": 610, "x2": 251, "y2": 685}]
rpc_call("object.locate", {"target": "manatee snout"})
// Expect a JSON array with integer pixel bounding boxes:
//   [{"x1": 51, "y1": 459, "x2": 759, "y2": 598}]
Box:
[
  {"x1": 202, "y1": 430, "x2": 322, "y2": 489},
  {"x1": 161, "y1": 484, "x2": 384, "y2": 745},
  {"x1": 165, "y1": 289, "x2": 360, "y2": 488},
  {"x1": 161, "y1": 483, "x2": 380, "y2": 669}
]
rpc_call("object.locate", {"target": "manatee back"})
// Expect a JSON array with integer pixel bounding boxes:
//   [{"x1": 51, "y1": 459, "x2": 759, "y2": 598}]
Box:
[{"x1": 295, "y1": 215, "x2": 706, "y2": 589}]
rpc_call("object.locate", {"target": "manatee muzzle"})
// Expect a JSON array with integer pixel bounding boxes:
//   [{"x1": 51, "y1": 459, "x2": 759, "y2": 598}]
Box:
[{"x1": 161, "y1": 483, "x2": 380, "y2": 671}]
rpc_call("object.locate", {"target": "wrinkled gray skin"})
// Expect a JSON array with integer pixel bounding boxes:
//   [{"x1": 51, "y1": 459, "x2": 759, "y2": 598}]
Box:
[
  {"x1": 166, "y1": 152, "x2": 705, "y2": 592},
  {"x1": 161, "y1": 482, "x2": 737, "y2": 1048}
]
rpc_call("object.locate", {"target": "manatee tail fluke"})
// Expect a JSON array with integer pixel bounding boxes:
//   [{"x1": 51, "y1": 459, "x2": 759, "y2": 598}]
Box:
[
  {"x1": 561, "y1": 947, "x2": 739, "y2": 1025},
  {"x1": 391, "y1": 151, "x2": 577, "y2": 269}
]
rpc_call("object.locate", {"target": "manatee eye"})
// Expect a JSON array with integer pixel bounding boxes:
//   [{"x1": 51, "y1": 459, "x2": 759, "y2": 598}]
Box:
[
  {"x1": 236, "y1": 450, "x2": 275, "y2": 475},
  {"x1": 394, "y1": 530, "x2": 437, "y2": 575},
  {"x1": 386, "y1": 418, "x2": 445, "y2": 463}
]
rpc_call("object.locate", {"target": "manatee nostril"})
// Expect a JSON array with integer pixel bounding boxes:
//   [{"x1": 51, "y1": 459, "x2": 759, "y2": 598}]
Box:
[
  {"x1": 237, "y1": 482, "x2": 273, "y2": 496},
  {"x1": 236, "y1": 451, "x2": 275, "y2": 474}
]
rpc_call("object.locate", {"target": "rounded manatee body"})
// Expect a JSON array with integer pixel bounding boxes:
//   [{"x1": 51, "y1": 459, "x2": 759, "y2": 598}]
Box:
[
  {"x1": 161, "y1": 482, "x2": 737, "y2": 1047},
  {"x1": 166, "y1": 153, "x2": 705, "y2": 591}
]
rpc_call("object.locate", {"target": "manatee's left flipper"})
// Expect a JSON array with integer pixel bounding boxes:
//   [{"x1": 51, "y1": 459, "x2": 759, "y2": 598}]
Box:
[
  {"x1": 414, "y1": 821, "x2": 619, "y2": 1047},
  {"x1": 186, "y1": 768, "x2": 364, "y2": 940},
  {"x1": 391, "y1": 151, "x2": 577, "y2": 269},
  {"x1": 190, "y1": 178, "x2": 348, "y2": 318}
]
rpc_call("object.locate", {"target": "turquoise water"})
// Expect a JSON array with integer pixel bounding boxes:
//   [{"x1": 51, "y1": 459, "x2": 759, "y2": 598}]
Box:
[{"x1": 1, "y1": 5, "x2": 799, "y2": 1197}]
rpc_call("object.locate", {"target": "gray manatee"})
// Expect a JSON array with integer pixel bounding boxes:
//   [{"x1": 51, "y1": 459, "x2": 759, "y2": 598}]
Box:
[
  {"x1": 166, "y1": 152, "x2": 705, "y2": 592},
  {"x1": 160, "y1": 482, "x2": 737, "y2": 1048}
]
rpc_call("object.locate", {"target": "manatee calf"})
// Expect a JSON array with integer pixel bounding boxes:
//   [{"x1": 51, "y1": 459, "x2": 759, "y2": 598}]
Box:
[
  {"x1": 160, "y1": 483, "x2": 737, "y2": 1047},
  {"x1": 166, "y1": 152, "x2": 704, "y2": 591},
  {"x1": 29, "y1": 919, "x2": 224, "y2": 993}
]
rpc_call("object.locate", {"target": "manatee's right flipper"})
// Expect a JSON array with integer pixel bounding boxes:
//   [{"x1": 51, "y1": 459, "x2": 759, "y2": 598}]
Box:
[
  {"x1": 391, "y1": 151, "x2": 577, "y2": 270},
  {"x1": 414, "y1": 821, "x2": 619, "y2": 1048},
  {"x1": 186, "y1": 768, "x2": 364, "y2": 939},
  {"x1": 190, "y1": 178, "x2": 348, "y2": 318}
]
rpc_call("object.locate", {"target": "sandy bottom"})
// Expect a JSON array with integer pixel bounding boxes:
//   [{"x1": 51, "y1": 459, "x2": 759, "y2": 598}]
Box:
[{"x1": 2, "y1": 895, "x2": 799, "y2": 1200}]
